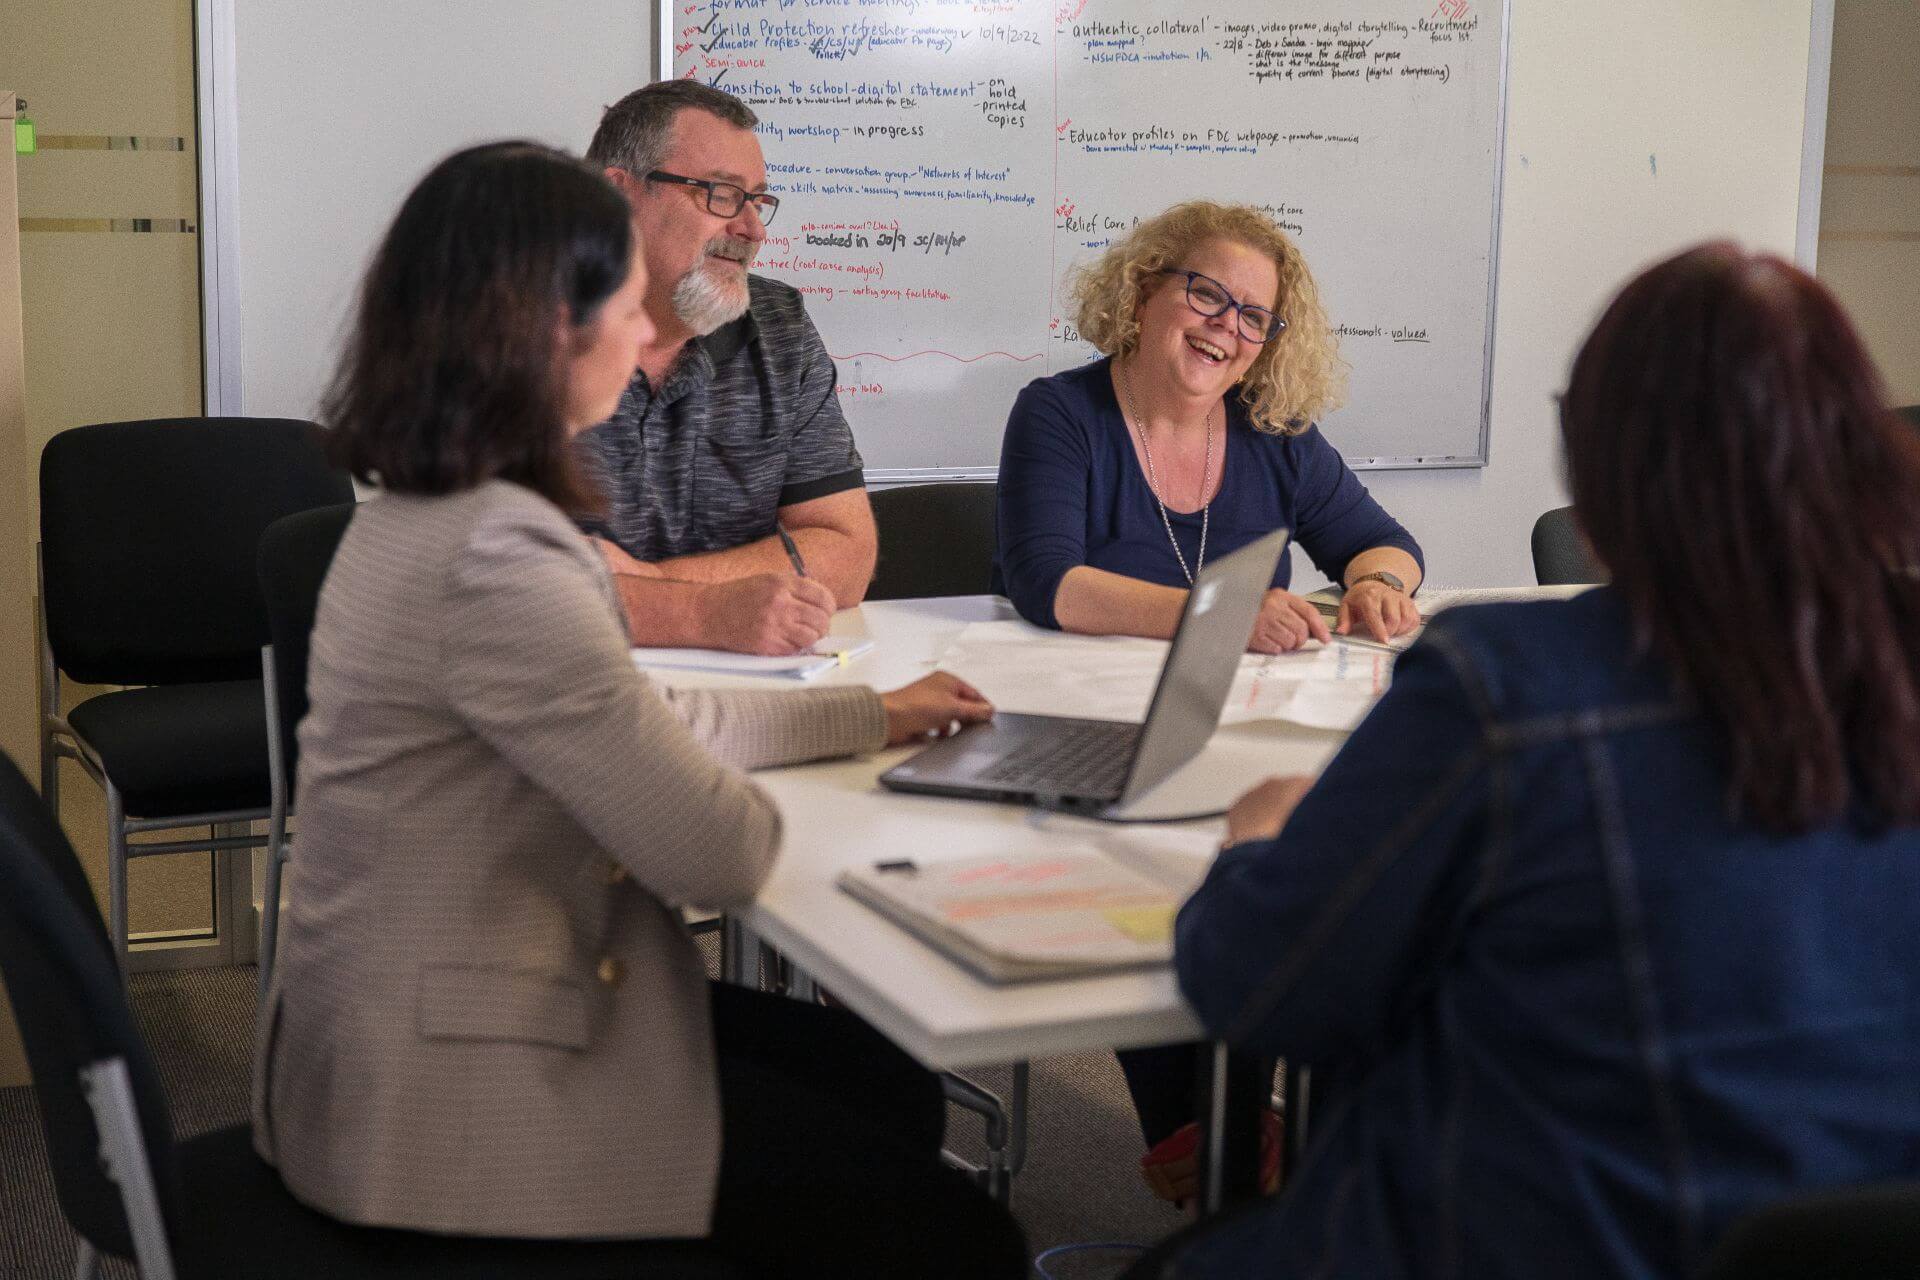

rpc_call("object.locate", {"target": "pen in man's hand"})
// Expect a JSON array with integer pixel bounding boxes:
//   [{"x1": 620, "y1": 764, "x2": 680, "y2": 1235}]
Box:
[{"x1": 776, "y1": 523, "x2": 809, "y2": 578}]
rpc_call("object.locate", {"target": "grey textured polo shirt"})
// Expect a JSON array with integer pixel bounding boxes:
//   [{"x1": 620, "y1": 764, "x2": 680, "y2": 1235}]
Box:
[{"x1": 574, "y1": 275, "x2": 865, "y2": 562}]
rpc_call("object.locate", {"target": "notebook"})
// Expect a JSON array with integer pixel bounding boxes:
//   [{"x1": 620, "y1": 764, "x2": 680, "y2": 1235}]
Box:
[
  {"x1": 630, "y1": 637, "x2": 875, "y2": 681},
  {"x1": 837, "y1": 848, "x2": 1192, "y2": 983}
]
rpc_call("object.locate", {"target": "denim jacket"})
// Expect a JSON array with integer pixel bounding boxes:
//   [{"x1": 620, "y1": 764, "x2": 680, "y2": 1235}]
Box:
[{"x1": 1173, "y1": 588, "x2": 1920, "y2": 1279}]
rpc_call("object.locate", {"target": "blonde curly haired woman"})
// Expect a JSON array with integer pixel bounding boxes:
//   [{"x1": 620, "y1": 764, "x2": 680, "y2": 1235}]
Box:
[
  {"x1": 993, "y1": 201, "x2": 1424, "y2": 652},
  {"x1": 993, "y1": 201, "x2": 1427, "y2": 1200}
]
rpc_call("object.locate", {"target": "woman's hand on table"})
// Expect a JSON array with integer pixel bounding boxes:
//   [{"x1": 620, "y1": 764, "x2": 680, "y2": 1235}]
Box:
[
  {"x1": 1250, "y1": 589, "x2": 1332, "y2": 653},
  {"x1": 1337, "y1": 580, "x2": 1421, "y2": 643},
  {"x1": 880, "y1": 672, "x2": 995, "y2": 746},
  {"x1": 1224, "y1": 775, "x2": 1316, "y2": 848}
]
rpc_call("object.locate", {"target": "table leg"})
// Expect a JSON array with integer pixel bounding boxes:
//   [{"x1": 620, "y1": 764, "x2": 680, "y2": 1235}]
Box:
[
  {"x1": 1197, "y1": 1041, "x2": 1268, "y2": 1214},
  {"x1": 720, "y1": 916, "x2": 762, "y2": 986},
  {"x1": 1281, "y1": 1062, "x2": 1313, "y2": 1187}
]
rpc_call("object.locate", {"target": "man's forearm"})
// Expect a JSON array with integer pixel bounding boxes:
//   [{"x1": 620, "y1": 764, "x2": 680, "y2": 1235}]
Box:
[
  {"x1": 651, "y1": 526, "x2": 875, "y2": 607},
  {"x1": 610, "y1": 574, "x2": 717, "y2": 648}
]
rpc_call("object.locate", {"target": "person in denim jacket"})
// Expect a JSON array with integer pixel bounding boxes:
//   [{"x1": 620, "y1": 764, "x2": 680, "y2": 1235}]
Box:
[{"x1": 1130, "y1": 242, "x2": 1920, "y2": 1280}]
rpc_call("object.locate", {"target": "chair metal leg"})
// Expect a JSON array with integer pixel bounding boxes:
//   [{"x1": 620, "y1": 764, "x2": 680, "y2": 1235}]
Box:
[
  {"x1": 37, "y1": 552, "x2": 62, "y2": 817},
  {"x1": 260, "y1": 646, "x2": 286, "y2": 995},
  {"x1": 40, "y1": 724, "x2": 61, "y2": 816},
  {"x1": 79, "y1": 1058, "x2": 177, "y2": 1280},
  {"x1": 783, "y1": 961, "x2": 819, "y2": 1003},
  {"x1": 258, "y1": 839, "x2": 286, "y2": 997},
  {"x1": 1005, "y1": 1061, "x2": 1031, "y2": 1178},
  {"x1": 213, "y1": 829, "x2": 258, "y2": 966},
  {"x1": 941, "y1": 1071, "x2": 1019, "y2": 1203},
  {"x1": 71, "y1": 1239, "x2": 98, "y2": 1280},
  {"x1": 105, "y1": 782, "x2": 130, "y2": 981}
]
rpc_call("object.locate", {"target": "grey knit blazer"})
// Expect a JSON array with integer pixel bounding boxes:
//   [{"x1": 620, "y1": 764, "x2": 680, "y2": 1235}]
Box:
[{"x1": 251, "y1": 480, "x2": 886, "y2": 1239}]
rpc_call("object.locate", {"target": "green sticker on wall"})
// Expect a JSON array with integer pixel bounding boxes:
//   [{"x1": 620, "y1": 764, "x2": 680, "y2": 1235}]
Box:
[{"x1": 14, "y1": 116, "x2": 33, "y2": 155}]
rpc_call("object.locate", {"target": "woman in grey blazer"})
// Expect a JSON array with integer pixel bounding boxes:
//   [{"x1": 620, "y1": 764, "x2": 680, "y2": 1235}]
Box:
[{"x1": 251, "y1": 141, "x2": 1026, "y2": 1278}]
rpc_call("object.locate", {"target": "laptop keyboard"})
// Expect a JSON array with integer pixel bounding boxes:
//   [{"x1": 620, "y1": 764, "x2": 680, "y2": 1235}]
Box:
[{"x1": 977, "y1": 720, "x2": 1138, "y2": 797}]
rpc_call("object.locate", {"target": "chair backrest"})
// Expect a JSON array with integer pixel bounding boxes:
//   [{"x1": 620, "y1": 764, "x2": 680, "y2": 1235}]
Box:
[
  {"x1": 867, "y1": 482, "x2": 998, "y2": 601},
  {"x1": 1530, "y1": 506, "x2": 1605, "y2": 586},
  {"x1": 1697, "y1": 1182, "x2": 1920, "y2": 1279},
  {"x1": 0, "y1": 749, "x2": 179, "y2": 1257},
  {"x1": 258, "y1": 503, "x2": 358, "y2": 799},
  {"x1": 39, "y1": 417, "x2": 354, "y2": 686}
]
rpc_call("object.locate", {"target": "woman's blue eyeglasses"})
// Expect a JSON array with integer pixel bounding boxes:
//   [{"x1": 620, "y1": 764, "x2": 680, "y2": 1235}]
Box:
[{"x1": 1157, "y1": 268, "x2": 1285, "y2": 343}]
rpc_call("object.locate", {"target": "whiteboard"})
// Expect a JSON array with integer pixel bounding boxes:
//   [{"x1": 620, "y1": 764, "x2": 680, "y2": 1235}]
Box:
[{"x1": 667, "y1": 0, "x2": 1508, "y2": 476}]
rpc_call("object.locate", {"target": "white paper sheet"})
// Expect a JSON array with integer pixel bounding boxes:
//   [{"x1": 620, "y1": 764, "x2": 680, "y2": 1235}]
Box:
[
  {"x1": 934, "y1": 620, "x2": 1392, "y2": 731},
  {"x1": 1313, "y1": 583, "x2": 1596, "y2": 656},
  {"x1": 1223, "y1": 647, "x2": 1392, "y2": 730}
]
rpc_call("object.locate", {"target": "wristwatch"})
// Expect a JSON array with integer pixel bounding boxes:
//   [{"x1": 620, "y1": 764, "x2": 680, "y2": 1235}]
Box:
[{"x1": 1347, "y1": 570, "x2": 1406, "y2": 594}]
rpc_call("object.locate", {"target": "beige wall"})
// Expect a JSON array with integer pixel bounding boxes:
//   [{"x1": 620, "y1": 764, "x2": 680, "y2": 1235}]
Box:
[
  {"x1": 1, "y1": 0, "x2": 215, "y2": 948},
  {"x1": 1818, "y1": 0, "x2": 1920, "y2": 404}
]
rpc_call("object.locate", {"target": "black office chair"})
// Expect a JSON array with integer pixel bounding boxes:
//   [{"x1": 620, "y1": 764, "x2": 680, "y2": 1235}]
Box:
[
  {"x1": 1530, "y1": 506, "x2": 1605, "y2": 586},
  {"x1": 0, "y1": 748, "x2": 748, "y2": 1280},
  {"x1": 38, "y1": 418, "x2": 355, "y2": 972},
  {"x1": 867, "y1": 482, "x2": 998, "y2": 601},
  {"x1": 255, "y1": 503, "x2": 358, "y2": 997},
  {"x1": 1696, "y1": 1182, "x2": 1920, "y2": 1279},
  {"x1": 1896, "y1": 404, "x2": 1920, "y2": 432}
]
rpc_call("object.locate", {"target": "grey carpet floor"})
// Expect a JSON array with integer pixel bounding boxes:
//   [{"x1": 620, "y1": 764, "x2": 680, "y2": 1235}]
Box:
[{"x1": 1, "y1": 961, "x2": 1185, "y2": 1279}]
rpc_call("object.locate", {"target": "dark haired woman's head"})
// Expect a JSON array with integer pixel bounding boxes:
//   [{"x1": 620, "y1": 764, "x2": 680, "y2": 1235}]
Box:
[
  {"x1": 1561, "y1": 241, "x2": 1920, "y2": 831},
  {"x1": 325, "y1": 140, "x2": 648, "y2": 511}
]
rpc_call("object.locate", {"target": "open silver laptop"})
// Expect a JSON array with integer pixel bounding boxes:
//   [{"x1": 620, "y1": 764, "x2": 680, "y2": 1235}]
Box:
[{"x1": 879, "y1": 528, "x2": 1289, "y2": 815}]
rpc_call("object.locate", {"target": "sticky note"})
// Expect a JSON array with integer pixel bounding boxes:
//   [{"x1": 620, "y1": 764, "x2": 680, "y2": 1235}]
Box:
[
  {"x1": 14, "y1": 116, "x2": 34, "y2": 155},
  {"x1": 1102, "y1": 905, "x2": 1175, "y2": 944}
]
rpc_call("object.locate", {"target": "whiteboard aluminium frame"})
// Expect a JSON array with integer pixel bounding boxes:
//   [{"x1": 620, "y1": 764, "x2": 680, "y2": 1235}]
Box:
[
  {"x1": 1794, "y1": 0, "x2": 1835, "y2": 272},
  {"x1": 657, "y1": 0, "x2": 1510, "y2": 483},
  {"x1": 1335, "y1": 0, "x2": 1510, "y2": 473},
  {"x1": 196, "y1": 0, "x2": 245, "y2": 415}
]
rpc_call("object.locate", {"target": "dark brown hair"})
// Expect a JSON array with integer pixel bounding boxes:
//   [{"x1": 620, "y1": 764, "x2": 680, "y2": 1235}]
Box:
[
  {"x1": 587, "y1": 80, "x2": 759, "y2": 177},
  {"x1": 1563, "y1": 241, "x2": 1920, "y2": 832},
  {"x1": 324, "y1": 141, "x2": 631, "y2": 511}
]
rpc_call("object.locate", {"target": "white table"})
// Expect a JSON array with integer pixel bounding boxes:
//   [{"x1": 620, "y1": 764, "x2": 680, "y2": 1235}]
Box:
[{"x1": 647, "y1": 596, "x2": 1349, "y2": 1072}]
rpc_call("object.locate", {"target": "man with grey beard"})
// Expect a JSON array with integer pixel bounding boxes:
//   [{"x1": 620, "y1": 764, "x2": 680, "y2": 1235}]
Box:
[{"x1": 578, "y1": 81, "x2": 878, "y2": 654}]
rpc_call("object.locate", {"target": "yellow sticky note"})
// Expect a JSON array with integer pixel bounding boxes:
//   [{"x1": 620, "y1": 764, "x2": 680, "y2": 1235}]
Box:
[{"x1": 1102, "y1": 904, "x2": 1175, "y2": 944}]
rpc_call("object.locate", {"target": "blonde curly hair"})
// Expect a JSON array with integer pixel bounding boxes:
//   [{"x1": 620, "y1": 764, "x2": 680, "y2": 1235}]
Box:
[{"x1": 1069, "y1": 201, "x2": 1346, "y2": 434}]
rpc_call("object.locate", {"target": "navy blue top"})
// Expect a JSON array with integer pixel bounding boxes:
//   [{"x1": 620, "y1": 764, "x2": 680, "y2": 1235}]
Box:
[
  {"x1": 1175, "y1": 589, "x2": 1920, "y2": 1280},
  {"x1": 991, "y1": 359, "x2": 1422, "y2": 628}
]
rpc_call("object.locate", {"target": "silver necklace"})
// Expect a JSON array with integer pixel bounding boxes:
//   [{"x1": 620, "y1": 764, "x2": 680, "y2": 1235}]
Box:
[{"x1": 1119, "y1": 363, "x2": 1215, "y2": 586}]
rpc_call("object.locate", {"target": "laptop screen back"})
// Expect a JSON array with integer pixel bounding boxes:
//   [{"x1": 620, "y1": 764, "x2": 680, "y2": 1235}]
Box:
[{"x1": 1116, "y1": 528, "x2": 1291, "y2": 805}]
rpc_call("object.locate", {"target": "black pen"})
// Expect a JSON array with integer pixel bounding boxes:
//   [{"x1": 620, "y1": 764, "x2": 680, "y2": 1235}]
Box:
[{"x1": 776, "y1": 522, "x2": 809, "y2": 578}]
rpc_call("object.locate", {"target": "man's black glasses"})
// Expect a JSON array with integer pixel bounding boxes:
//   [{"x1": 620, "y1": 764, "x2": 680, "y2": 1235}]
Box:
[
  {"x1": 644, "y1": 170, "x2": 780, "y2": 225},
  {"x1": 1157, "y1": 268, "x2": 1284, "y2": 343}
]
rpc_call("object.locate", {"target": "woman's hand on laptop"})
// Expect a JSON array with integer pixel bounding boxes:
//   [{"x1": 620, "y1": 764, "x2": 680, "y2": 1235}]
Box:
[{"x1": 880, "y1": 672, "x2": 995, "y2": 746}]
